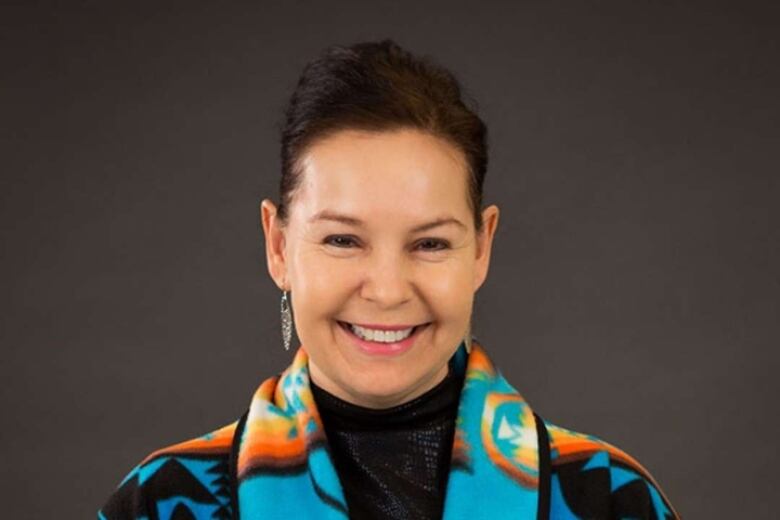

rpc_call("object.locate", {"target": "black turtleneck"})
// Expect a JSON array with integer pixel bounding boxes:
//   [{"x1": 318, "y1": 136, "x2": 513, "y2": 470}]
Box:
[{"x1": 309, "y1": 357, "x2": 465, "y2": 520}]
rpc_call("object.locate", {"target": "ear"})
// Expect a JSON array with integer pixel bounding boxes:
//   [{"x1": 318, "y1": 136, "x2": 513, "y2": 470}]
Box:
[
  {"x1": 473, "y1": 204, "x2": 500, "y2": 292},
  {"x1": 260, "y1": 199, "x2": 289, "y2": 290}
]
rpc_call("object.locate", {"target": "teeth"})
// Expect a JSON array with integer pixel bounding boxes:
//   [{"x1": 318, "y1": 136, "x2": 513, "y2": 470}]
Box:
[{"x1": 348, "y1": 323, "x2": 415, "y2": 343}]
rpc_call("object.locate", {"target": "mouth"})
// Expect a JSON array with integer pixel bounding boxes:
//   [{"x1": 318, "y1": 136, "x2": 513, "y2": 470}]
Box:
[{"x1": 336, "y1": 320, "x2": 430, "y2": 356}]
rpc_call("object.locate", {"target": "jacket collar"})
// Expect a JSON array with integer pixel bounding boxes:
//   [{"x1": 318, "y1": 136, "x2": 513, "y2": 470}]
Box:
[{"x1": 233, "y1": 340, "x2": 544, "y2": 519}]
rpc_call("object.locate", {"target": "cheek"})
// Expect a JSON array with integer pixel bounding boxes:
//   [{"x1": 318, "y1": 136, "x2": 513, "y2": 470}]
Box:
[
  {"x1": 422, "y1": 264, "x2": 475, "y2": 317},
  {"x1": 291, "y1": 256, "x2": 359, "y2": 315}
]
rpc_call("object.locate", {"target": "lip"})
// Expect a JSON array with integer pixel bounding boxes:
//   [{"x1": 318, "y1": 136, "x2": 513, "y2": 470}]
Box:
[
  {"x1": 342, "y1": 322, "x2": 420, "y2": 331},
  {"x1": 337, "y1": 320, "x2": 429, "y2": 356}
]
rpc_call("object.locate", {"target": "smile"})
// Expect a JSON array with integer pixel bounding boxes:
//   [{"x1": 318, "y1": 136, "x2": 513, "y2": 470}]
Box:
[{"x1": 337, "y1": 320, "x2": 429, "y2": 355}]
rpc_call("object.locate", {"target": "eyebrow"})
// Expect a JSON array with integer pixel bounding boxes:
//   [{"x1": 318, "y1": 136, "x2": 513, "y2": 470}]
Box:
[{"x1": 309, "y1": 210, "x2": 467, "y2": 233}]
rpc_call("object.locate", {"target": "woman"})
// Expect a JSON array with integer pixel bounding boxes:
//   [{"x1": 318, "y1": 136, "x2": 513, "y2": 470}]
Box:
[{"x1": 99, "y1": 40, "x2": 679, "y2": 519}]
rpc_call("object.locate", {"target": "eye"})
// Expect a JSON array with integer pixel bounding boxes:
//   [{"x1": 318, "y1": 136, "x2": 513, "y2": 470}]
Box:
[
  {"x1": 323, "y1": 235, "x2": 359, "y2": 248},
  {"x1": 416, "y1": 238, "x2": 450, "y2": 251}
]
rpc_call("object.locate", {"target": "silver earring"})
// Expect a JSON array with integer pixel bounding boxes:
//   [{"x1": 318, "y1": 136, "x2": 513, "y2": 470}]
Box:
[{"x1": 280, "y1": 290, "x2": 292, "y2": 351}]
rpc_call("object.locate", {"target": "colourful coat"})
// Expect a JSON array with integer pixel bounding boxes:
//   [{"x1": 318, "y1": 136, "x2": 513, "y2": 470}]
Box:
[{"x1": 99, "y1": 341, "x2": 679, "y2": 519}]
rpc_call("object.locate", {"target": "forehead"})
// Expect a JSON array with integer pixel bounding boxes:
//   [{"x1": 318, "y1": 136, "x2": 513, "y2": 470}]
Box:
[{"x1": 294, "y1": 129, "x2": 471, "y2": 226}]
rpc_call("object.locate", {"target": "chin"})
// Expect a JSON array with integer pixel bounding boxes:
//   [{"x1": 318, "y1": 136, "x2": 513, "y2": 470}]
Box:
[{"x1": 345, "y1": 371, "x2": 417, "y2": 406}]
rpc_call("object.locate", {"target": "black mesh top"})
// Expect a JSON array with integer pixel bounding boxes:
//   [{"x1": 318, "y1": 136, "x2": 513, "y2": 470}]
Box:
[{"x1": 309, "y1": 356, "x2": 466, "y2": 520}]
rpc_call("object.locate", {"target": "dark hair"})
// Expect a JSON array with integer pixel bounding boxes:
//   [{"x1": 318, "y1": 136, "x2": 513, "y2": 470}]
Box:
[{"x1": 278, "y1": 39, "x2": 488, "y2": 233}]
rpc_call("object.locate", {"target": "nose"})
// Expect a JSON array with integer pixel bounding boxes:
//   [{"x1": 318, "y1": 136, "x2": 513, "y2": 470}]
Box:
[{"x1": 359, "y1": 249, "x2": 413, "y2": 308}]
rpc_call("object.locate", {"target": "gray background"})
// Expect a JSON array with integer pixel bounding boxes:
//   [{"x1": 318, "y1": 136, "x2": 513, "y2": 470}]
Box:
[{"x1": 2, "y1": 2, "x2": 778, "y2": 518}]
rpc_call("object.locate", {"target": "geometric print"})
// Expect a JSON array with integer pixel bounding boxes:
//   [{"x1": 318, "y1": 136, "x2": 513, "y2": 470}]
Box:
[
  {"x1": 547, "y1": 423, "x2": 677, "y2": 519},
  {"x1": 98, "y1": 340, "x2": 679, "y2": 519},
  {"x1": 99, "y1": 454, "x2": 232, "y2": 520},
  {"x1": 482, "y1": 392, "x2": 540, "y2": 488}
]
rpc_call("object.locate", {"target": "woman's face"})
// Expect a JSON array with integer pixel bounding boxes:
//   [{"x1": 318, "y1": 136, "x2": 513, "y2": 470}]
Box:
[{"x1": 261, "y1": 128, "x2": 499, "y2": 409}]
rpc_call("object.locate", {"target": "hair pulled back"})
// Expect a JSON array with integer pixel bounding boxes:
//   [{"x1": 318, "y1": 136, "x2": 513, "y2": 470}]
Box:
[{"x1": 278, "y1": 39, "x2": 488, "y2": 233}]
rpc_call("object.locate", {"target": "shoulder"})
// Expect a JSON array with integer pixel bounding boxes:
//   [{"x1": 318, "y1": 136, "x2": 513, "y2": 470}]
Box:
[
  {"x1": 543, "y1": 419, "x2": 680, "y2": 519},
  {"x1": 98, "y1": 420, "x2": 239, "y2": 520}
]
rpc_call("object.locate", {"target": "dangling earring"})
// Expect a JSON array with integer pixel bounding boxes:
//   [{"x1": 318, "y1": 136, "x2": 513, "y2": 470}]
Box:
[
  {"x1": 464, "y1": 321, "x2": 472, "y2": 354},
  {"x1": 280, "y1": 290, "x2": 292, "y2": 351}
]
